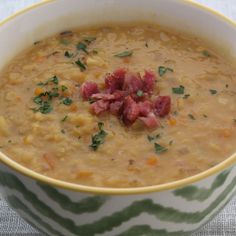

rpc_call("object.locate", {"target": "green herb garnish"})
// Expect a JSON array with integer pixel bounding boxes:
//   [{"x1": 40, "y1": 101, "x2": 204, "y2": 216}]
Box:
[
  {"x1": 61, "y1": 85, "x2": 68, "y2": 92},
  {"x1": 202, "y1": 50, "x2": 211, "y2": 57},
  {"x1": 90, "y1": 122, "x2": 107, "y2": 151},
  {"x1": 183, "y1": 94, "x2": 190, "y2": 99},
  {"x1": 154, "y1": 143, "x2": 168, "y2": 154},
  {"x1": 60, "y1": 39, "x2": 70, "y2": 45},
  {"x1": 61, "y1": 129, "x2": 65, "y2": 134},
  {"x1": 114, "y1": 50, "x2": 133, "y2": 58},
  {"x1": 77, "y1": 42, "x2": 88, "y2": 54},
  {"x1": 32, "y1": 101, "x2": 52, "y2": 114},
  {"x1": 172, "y1": 85, "x2": 185, "y2": 94},
  {"x1": 84, "y1": 36, "x2": 96, "y2": 44},
  {"x1": 37, "y1": 76, "x2": 59, "y2": 86},
  {"x1": 147, "y1": 134, "x2": 160, "y2": 142},
  {"x1": 136, "y1": 90, "x2": 144, "y2": 97},
  {"x1": 61, "y1": 115, "x2": 68, "y2": 122},
  {"x1": 75, "y1": 59, "x2": 86, "y2": 71},
  {"x1": 64, "y1": 51, "x2": 74, "y2": 58},
  {"x1": 169, "y1": 140, "x2": 174, "y2": 146},
  {"x1": 209, "y1": 89, "x2": 217, "y2": 95},
  {"x1": 158, "y1": 66, "x2": 173, "y2": 77},
  {"x1": 88, "y1": 97, "x2": 96, "y2": 104},
  {"x1": 63, "y1": 97, "x2": 73, "y2": 105},
  {"x1": 188, "y1": 114, "x2": 196, "y2": 120}
]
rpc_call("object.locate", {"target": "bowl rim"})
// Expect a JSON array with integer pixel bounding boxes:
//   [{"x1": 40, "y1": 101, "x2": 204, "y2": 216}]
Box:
[{"x1": 0, "y1": 0, "x2": 236, "y2": 195}]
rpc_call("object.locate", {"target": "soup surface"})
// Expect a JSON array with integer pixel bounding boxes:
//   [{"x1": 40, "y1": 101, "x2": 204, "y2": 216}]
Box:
[{"x1": 0, "y1": 24, "x2": 236, "y2": 188}]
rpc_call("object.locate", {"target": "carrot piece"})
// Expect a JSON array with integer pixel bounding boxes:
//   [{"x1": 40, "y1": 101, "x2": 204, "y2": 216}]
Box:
[
  {"x1": 146, "y1": 157, "x2": 158, "y2": 166},
  {"x1": 168, "y1": 118, "x2": 177, "y2": 126},
  {"x1": 122, "y1": 57, "x2": 131, "y2": 64},
  {"x1": 34, "y1": 87, "x2": 44, "y2": 96},
  {"x1": 78, "y1": 171, "x2": 93, "y2": 178},
  {"x1": 221, "y1": 129, "x2": 232, "y2": 138},
  {"x1": 70, "y1": 104, "x2": 78, "y2": 112}
]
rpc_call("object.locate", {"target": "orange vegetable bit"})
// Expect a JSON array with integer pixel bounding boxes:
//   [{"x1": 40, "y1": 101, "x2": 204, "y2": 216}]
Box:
[
  {"x1": 220, "y1": 129, "x2": 232, "y2": 138},
  {"x1": 77, "y1": 171, "x2": 93, "y2": 178},
  {"x1": 34, "y1": 87, "x2": 44, "y2": 96},
  {"x1": 146, "y1": 157, "x2": 159, "y2": 166},
  {"x1": 70, "y1": 103, "x2": 78, "y2": 112},
  {"x1": 168, "y1": 117, "x2": 177, "y2": 126},
  {"x1": 122, "y1": 57, "x2": 131, "y2": 64}
]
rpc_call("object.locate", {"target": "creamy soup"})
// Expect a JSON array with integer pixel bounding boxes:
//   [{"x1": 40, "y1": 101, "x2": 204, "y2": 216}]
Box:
[{"x1": 0, "y1": 24, "x2": 235, "y2": 188}]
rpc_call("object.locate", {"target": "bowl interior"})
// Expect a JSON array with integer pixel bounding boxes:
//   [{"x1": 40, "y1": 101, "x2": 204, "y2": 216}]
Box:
[{"x1": 0, "y1": 0, "x2": 236, "y2": 194}]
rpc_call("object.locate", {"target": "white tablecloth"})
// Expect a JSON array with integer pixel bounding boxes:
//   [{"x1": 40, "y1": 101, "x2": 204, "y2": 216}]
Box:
[{"x1": 0, "y1": 0, "x2": 236, "y2": 235}]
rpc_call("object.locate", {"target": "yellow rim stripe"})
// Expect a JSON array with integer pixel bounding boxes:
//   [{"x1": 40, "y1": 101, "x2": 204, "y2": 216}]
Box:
[{"x1": 0, "y1": 0, "x2": 236, "y2": 195}]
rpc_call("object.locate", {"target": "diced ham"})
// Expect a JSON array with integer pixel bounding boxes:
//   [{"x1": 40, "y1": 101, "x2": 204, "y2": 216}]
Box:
[
  {"x1": 123, "y1": 72, "x2": 144, "y2": 94},
  {"x1": 154, "y1": 96, "x2": 171, "y2": 117},
  {"x1": 105, "y1": 68, "x2": 126, "y2": 93},
  {"x1": 143, "y1": 70, "x2": 156, "y2": 94},
  {"x1": 139, "y1": 113, "x2": 160, "y2": 128},
  {"x1": 80, "y1": 68, "x2": 171, "y2": 128},
  {"x1": 91, "y1": 100, "x2": 109, "y2": 115},
  {"x1": 92, "y1": 93, "x2": 115, "y2": 100},
  {"x1": 122, "y1": 96, "x2": 140, "y2": 125},
  {"x1": 80, "y1": 82, "x2": 99, "y2": 100},
  {"x1": 138, "y1": 100, "x2": 153, "y2": 116},
  {"x1": 109, "y1": 101, "x2": 123, "y2": 115}
]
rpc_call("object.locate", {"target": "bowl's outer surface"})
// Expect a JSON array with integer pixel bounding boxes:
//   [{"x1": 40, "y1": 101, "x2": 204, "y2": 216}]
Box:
[
  {"x1": 0, "y1": 0, "x2": 236, "y2": 235},
  {"x1": 0, "y1": 162, "x2": 236, "y2": 235}
]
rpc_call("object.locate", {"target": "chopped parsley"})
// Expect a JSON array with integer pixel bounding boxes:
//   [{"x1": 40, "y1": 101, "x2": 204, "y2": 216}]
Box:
[
  {"x1": 209, "y1": 89, "x2": 217, "y2": 95},
  {"x1": 158, "y1": 66, "x2": 173, "y2": 77},
  {"x1": 90, "y1": 122, "x2": 107, "y2": 151},
  {"x1": 172, "y1": 85, "x2": 185, "y2": 94},
  {"x1": 75, "y1": 59, "x2": 86, "y2": 71},
  {"x1": 31, "y1": 101, "x2": 52, "y2": 114},
  {"x1": 61, "y1": 85, "x2": 68, "y2": 92},
  {"x1": 32, "y1": 76, "x2": 73, "y2": 114},
  {"x1": 147, "y1": 134, "x2": 160, "y2": 142},
  {"x1": 183, "y1": 94, "x2": 190, "y2": 99},
  {"x1": 136, "y1": 90, "x2": 144, "y2": 97},
  {"x1": 84, "y1": 36, "x2": 96, "y2": 44},
  {"x1": 60, "y1": 39, "x2": 70, "y2": 45},
  {"x1": 61, "y1": 115, "x2": 68, "y2": 122},
  {"x1": 64, "y1": 51, "x2": 74, "y2": 58},
  {"x1": 169, "y1": 140, "x2": 174, "y2": 146},
  {"x1": 63, "y1": 97, "x2": 73, "y2": 105},
  {"x1": 114, "y1": 50, "x2": 133, "y2": 58},
  {"x1": 188, "y1": 114, "x2": 196, "y2": 120},
  {"x1": 88, "y1": 97, "x2": 96, "y2": 104},
  {"x1": 37, "y1": 76, "x2": 58, "y2": 86},
  {"x1": 92, "y1": 49, "x2": 98, "y2": 55},
  {"x1": 77, "y1": 42, "x2": 88, "y2": 54},
  {"x1": 61, "y1": 129, "x2": 65, "y2": 134},
  {"x1": 154, "y1": 143, "x2": 168, "y2": 154},
  {"x1": 202, "y1": 50, "x2": 211, "y2": 57}
]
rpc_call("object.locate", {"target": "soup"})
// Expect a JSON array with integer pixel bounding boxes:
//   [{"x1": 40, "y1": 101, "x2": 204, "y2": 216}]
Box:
[{"x1": 0, "y1": 24, "x2": 235, "y2": 188}]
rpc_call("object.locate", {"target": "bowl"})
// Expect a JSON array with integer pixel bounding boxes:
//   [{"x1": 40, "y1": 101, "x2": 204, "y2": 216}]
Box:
[{"x1": 0, "y1": 0, "x2": 236, "y2": 235}]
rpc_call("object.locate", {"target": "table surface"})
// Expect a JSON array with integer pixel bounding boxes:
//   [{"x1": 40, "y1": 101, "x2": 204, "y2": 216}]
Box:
[{"x1": 0, "y1": 0, "x2": 236, "y2": 235}]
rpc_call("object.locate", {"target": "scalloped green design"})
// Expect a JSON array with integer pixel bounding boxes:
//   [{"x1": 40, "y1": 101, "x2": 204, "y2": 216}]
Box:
[
  {"x1": 173, "y1": 169, "x2": 232, "y2": 201},
  {"x1": 0, "y1": 169, "x2": 234, "y2": 236}
]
